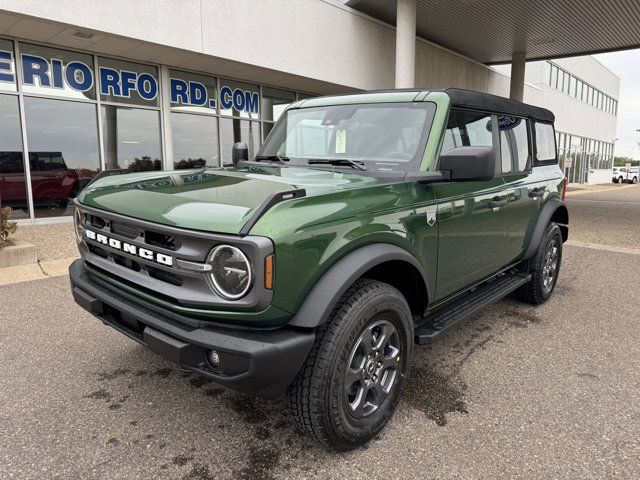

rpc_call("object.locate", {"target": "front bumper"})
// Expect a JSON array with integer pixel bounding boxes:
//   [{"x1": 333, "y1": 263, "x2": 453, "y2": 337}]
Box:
[{"x1": 69, "y1": 260, "x2": 314, "y2": 398}]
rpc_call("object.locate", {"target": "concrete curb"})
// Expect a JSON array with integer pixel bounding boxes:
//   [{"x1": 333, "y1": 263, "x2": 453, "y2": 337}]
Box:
[
  {"x1": 0, "y1": 240, "x2": 38, "y2": 267},
  {"x1": 0, "y1": 256, "x2": 78, "y2": 286}
]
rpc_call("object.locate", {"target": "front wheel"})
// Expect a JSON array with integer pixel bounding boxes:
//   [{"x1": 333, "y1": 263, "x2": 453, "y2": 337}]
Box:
[
  {"x1": 633, "y1": 177, "x2": 638, "y2": 184},
  {"x1": 287, "y1": 279, "x2": 413, "y2": 450},
  {"x1": 618, "y1": 176, "x2": 625, "y2": 184},
  {"x1": 516, "y1": 222, "x2": 563, "y2": 305}
]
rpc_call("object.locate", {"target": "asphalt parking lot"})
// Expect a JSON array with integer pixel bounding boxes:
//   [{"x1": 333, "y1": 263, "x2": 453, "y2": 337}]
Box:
[{"x1": 1, "y1": 185, "x2": 639, "y2": 479}]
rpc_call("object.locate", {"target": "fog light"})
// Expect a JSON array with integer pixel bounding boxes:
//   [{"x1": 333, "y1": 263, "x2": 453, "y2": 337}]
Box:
[{"x1": 208, "y1": 350, "x2": 221, "y2": 368}]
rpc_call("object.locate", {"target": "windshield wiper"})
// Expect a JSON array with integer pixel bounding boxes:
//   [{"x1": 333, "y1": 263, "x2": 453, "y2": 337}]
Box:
[
  {"x1": 254, "y1": 155, "x2": 290, "y2": 165},
  {"x1": 307, "y1": 158, "x2": 368, "y2": 171}
]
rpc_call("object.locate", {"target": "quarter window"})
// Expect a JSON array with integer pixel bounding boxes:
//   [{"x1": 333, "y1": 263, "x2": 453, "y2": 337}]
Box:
[{"x1": 535, "y1": 122, "x2": 556, "y2": 162}]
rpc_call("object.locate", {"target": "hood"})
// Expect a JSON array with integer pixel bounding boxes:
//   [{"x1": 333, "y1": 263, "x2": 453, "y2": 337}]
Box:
[{"x1": 78, "y1": 166, "x2": 379, "y2": 234}]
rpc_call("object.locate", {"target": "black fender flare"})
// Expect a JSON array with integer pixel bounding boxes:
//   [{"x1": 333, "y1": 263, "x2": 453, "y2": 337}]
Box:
[
  {"x1": 287, "y1": 243, "x2": 429, "y2": 329},
  {"x1": 523, "y1": 198, "x2": 569, "y2": 260}
]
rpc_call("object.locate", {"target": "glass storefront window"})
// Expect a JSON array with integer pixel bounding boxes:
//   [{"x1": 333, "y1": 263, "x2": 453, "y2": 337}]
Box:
[
  {"x1": 102, "y1": 105, "x2": 162, "y2": 171},
  {"x1": 169, "y1": 70, "x2": 217, "y2": 114},
  {"x1": 3, "y1": 38, "x2": 321, "y2": 220},
  {"x1": 0, "y1": 39, "x2": 17, "y2": 93},
  {"x1": 0, "y1": 94, "x2": 28, "y2": 219},
  {"x1": 261, "y1": 87, "x2": 295, "y2": 123},
  {"x1": 20, "y1": 43, "x2": 95, "y2": 101},
  {"x1": 24, "y1": 97, "x2": 100, "y2": 218},
  {"x1": 99, "y1": 57, "x2": 159, "y2": 107},
  {"x1": 219, "y1": 79, "x2": 259, "y2": 119},
  {"x1": 220, "y1": 118, "x2": 260, "y2": 165},
  {"x1": 171, "y1": 112, "x2": 219, "y2": 169}
]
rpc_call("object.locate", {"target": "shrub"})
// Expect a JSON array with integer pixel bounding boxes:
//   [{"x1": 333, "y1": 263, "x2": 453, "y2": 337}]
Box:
[{"x1": 0, "y1": 207, "x2": 17, "y2": 249}]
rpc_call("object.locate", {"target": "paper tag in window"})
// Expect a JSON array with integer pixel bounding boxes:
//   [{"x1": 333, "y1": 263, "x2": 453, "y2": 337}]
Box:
[{"x1": 335, "y1": 129, "x2": 347, "y2": 153}]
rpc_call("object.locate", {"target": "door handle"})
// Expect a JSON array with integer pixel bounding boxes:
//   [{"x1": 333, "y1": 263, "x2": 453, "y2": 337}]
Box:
[
  {"x1": 529, "y1": 188, "x2": 545, "y2": 199},
  {"x1": 488, "y1": 198, "x2": 507, "y2": 211}
]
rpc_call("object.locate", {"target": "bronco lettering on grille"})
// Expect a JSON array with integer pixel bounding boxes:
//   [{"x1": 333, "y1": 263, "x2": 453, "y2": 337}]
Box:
[{"x1": 85, "y1": 229, "x2": 173, "y2": 266}]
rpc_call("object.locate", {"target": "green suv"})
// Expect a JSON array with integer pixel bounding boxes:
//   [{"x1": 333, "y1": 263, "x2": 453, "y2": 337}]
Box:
[{"x1": 70, "y1": 88, "x2": 568, "y2": 450}]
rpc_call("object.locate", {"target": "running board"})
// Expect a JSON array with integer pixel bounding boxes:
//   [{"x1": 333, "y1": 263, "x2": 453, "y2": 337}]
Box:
[{"x1": 414, "y1": 272, "x2": 531, "y2": 344}]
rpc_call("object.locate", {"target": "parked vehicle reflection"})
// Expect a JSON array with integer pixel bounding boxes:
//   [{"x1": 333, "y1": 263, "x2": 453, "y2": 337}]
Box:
[{"x1": 0, "y1": 151, "x2": 98, "y2": 216}]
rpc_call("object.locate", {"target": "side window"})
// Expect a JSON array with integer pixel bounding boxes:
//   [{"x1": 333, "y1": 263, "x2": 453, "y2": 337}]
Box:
[
  {"x1": 500, "y1": 130, "x2": 513, "y2": 174},
  {"x1": 535, "y1": 122, "x2": 557, "y2": 162},
  {"x1": 442, "y1": 109, "x2": 493, "y2": 154},
  {"x1": 499, "y1": 116, "x2": 530, "y2": 173}
]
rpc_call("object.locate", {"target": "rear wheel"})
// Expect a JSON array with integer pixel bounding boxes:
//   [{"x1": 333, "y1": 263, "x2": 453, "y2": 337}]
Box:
[
  {"x1": 516, "y1": 222, "x2": 563, "y2": 305},
  {"x1": 286, "y1": 279, "x2": 413, "y2": 450}
]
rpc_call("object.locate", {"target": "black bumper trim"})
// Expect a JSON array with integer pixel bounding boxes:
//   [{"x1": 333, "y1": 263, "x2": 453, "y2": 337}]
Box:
[{"x1": 69, "y1": 259, "x2": 314, "y2": 398}]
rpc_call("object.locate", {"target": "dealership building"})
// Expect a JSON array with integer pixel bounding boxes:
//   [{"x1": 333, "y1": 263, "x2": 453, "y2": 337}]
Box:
[{"x1": 0, "y1": 0, "x2": 627, "y2": 224}]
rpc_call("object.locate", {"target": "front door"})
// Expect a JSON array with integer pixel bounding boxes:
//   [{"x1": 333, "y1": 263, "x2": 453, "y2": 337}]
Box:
[{"x1": 432, "y1": 109, "x2": 508, "y2": 301}]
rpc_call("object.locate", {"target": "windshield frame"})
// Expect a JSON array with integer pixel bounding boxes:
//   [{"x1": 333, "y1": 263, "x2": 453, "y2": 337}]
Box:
[{"x1": 257, "y1": 101, "x2": 437, "y2": 173}]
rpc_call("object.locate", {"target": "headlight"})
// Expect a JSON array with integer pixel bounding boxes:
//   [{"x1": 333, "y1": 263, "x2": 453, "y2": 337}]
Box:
[
  {"x1": 207, "y1": 245, "x2": 252, "y2": 299},
  {"x1": 73, "y1": 207, "x2": 83, "y2": 244}
]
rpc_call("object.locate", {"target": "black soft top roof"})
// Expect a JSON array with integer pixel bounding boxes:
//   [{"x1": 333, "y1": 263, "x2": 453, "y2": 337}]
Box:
[{"x1": 443, "y1": 88, "x2": 555, "y2": 123}]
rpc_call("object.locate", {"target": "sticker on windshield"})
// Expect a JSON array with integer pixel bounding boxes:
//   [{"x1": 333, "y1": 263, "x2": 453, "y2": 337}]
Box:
[{"x1": 335, "y1": 129, "x2": 347, "y2": 153}]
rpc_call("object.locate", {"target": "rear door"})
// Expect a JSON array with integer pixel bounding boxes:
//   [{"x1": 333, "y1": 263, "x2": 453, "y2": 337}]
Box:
[
  {"x1": 498, "y1": 116, "x2": 544, "y2": 264},
  {"x1": 431, "y1": 109, "x2": 507, "y2": 301}
]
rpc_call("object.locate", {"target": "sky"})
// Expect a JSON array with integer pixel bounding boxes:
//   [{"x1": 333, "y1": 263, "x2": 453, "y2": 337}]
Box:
[{"x1": 594, "y1": 49, "x2": 640, "y2": 160}]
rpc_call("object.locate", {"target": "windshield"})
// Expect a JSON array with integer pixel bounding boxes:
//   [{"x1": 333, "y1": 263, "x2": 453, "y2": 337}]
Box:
[{"x1": 258, "y1": 102, "x2": 436, "y2": 172}]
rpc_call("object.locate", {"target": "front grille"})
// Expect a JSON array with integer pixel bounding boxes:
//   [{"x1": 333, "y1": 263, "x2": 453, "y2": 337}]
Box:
[
  {"x1": 112, "y1": 252, "x2": 142, "y2": 272},
  {"x1": 145, "y1": 230, "x2": 177, "y2": 250},
  {"x1": 87, "y1": 261, "x2": 182, "y2": 305},
  {"x1": 88, "y1": 244, "x2": 108, "y2": 258},
  {"x1": 76, "y1": 202, "x2": 274, "y2": 312},
  {"x1": 147, "y1": 266, "x2": 183, "y2": 286},
  {"x1": 88, "y1": 214, "x2": 106, "y2": 229},
  {"x1": 111, "y1": 221, "x2": 138, "y2": 239}
]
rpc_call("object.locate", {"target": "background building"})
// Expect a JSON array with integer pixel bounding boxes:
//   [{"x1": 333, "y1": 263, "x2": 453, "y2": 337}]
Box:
[{"x1": 0, "y1": 0, "x2": 623, "y2": 224}]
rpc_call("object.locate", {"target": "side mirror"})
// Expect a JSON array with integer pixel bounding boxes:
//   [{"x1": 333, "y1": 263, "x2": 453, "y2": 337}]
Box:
[
  {"x1": 232, "y1": 142, "x2": 249, "y2": 166},
  {"x1": 438, "y1": 146, "x2": 495, "y2": 181}
]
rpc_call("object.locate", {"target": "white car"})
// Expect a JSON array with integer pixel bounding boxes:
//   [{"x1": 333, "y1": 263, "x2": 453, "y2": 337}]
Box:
[{"x1": 612, "y1": 166, "x2": 639, "y2": 184}]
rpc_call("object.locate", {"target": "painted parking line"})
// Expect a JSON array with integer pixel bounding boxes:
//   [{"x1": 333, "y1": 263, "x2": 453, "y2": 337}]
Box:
[
  {"x1": 566, "y1": 240, "x2": 640, "y2": 256},
  {"x1": 565, "y1": 184, "x2": 636, "y2": 196}
]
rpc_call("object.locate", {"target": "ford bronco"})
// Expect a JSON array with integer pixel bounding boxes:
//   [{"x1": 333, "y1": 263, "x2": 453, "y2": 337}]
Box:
[{"x1": 70, "y1": 88, "x2": 568, "y2": 450}]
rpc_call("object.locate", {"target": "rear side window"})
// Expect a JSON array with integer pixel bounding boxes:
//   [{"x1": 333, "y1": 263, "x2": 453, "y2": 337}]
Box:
[
  {"x1": 499, "y1": 116, "x2": 530, "y2": 173},
  {"x1": 535, "y1": 122, "x2": 557, "y2": 162}
]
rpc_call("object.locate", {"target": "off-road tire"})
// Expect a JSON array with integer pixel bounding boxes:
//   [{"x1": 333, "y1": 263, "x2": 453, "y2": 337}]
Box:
[
  {"x1": 516, "y1": 222, "x2": 563, "y2": 305},
  {"x1": 286, "y1": 279, "x2": 413, "y2": 450}
]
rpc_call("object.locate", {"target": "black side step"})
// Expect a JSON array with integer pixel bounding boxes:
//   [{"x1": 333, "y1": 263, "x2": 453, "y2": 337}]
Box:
[{"x1": 414, "y1": 272, "x2": 531, "y2": 344}]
